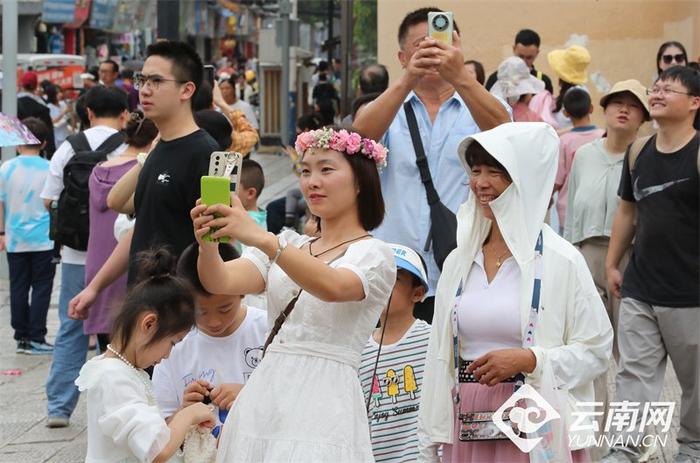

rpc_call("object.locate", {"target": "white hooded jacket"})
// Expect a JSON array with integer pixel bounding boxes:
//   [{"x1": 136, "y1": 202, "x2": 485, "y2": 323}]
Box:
[{"x1": 417, "y1": 122, "x2": 613, "y2": 461}]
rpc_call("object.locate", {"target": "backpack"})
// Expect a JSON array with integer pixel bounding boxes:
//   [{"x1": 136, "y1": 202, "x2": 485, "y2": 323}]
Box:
[{"x1": 52, "y1": 131, "x2": 125, "y2": 251}]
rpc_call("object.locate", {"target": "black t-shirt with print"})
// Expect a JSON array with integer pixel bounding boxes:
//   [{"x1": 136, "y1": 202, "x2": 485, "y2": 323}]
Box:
[
  {"x1": 129, "y1": 129, "x2": 219, "y2": 284},
  {"x1": 618, "y1": 133, "x2": 699, "y2": 307}
]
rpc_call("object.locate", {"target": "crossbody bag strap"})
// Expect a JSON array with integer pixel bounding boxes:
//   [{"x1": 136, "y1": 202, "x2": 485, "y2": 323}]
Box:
[
  {"x1": 404, "y1": 101, "x2": 441, "y2": 205},
  {"x1": 261, "y1": 243, "x2": 352, "y2": 357}
]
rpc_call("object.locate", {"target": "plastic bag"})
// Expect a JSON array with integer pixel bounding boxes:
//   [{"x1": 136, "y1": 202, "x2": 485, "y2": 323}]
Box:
[{"x1": 527, "y1": 359, "x2": 573, "y2": 463}]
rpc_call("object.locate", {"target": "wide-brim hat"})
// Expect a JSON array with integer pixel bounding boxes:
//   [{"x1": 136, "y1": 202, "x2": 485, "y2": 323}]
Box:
[
  {"x1": 491, "y1": 57, "x2": 545, "y2": 100},
  {"x1": 547, "y1": 45, "x2": 591, "y2": 85},
  {"x1": 599, "y1": 79, "x2": 650, "y2": 121}
]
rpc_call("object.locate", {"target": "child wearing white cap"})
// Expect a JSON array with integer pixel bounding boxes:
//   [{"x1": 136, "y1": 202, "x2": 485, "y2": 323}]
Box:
[{"x1": 359, "y1": 244, "x2": 430, "y2": 463}]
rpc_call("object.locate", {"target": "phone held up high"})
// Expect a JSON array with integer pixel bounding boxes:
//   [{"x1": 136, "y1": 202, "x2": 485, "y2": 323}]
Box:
[
  {"x1": 204, "y1": 64, "x2": 215, "y2": 87},
  {"x1": 427, "y1": 11, "x2": 453, "y2": 44},
  {"x1": 201, "y1": 151, "x2": 242, "y2": 243}
]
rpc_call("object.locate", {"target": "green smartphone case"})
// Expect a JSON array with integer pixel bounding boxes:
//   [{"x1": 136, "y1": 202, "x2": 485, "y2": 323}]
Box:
[{"x1": 201, "y1": 176, "x2": 231, "y2": 243}]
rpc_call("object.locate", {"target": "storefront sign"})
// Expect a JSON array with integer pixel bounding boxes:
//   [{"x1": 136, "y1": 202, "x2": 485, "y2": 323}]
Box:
[
  {"x1": 89, "y1": 0, "x2": 118, "y2": 30},
  {"x1": 42, "y1": 0, "x2": 76, "y2": 24}
]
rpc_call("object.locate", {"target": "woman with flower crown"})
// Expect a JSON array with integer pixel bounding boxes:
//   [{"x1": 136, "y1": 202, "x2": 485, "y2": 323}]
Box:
[{"x1": 190, "y1": 126, "x2": 396, "y2": 462}]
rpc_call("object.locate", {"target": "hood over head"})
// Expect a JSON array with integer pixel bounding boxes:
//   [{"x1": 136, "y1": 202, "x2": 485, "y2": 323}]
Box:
[{"x1": 456, "y1": 122, "x2": 559, "y2": 265}]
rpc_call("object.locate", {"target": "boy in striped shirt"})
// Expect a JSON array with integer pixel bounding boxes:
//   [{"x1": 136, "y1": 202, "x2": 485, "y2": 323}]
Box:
[{"x1": 359, "y1": 244, "x2": 431, "y2": 462}]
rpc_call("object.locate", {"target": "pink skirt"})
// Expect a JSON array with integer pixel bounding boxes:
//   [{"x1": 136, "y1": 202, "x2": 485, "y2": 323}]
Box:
[{"x1": 443, "y1": 382, "x2": 590, "y2": 463}]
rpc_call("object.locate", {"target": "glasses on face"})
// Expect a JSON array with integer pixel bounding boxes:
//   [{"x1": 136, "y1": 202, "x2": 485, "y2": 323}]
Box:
[
  {"x1": 661, "y1": 54, "x2": 686, "y2": 65},
  {"x1": 133, "y1": 73, "x2": 186, "y2": 90},
  {"x1": 646, "y1": 86, "x2": 693, "y2": 97}
]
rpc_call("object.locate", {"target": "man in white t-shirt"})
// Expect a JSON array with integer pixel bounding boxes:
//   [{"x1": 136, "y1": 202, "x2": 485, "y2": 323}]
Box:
[
  {"x1": 153, "y1": 242, "x2": 267, "y2": 438},
  {"x1": 41, "y1": 85, "x2": 128, "y2": 428}
]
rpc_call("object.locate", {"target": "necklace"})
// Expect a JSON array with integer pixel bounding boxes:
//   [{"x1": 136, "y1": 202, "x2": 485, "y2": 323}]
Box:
[
  {"x1": 106, "y1": 344, "x2": 156, "y2": 405},
  {"x1": 309, "y1": 234, "x2": 371, "y2": 258},
  {"x1": 484, "y1": 243, "x2": 511, "y2": 268}
]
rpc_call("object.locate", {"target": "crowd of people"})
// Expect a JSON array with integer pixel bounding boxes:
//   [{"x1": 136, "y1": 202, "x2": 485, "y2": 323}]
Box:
[{"x1": 2, "y1": 5, "x2": 699, "y2": 463}]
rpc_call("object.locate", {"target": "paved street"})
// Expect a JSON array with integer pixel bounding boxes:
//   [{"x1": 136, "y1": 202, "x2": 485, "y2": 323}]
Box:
[{"x1": 0, "y1": 153, "x2": 683, "y2": 463}]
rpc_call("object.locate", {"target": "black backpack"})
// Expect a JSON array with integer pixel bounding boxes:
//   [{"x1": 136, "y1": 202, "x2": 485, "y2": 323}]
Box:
[{"x1": 53, "y1": 131, "x2": 125, "y2": 251}]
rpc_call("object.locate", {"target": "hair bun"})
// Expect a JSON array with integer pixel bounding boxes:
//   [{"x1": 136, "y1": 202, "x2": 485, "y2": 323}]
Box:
[{"x1": 135, "y1": 248, "x2": 177, "y2": 282}]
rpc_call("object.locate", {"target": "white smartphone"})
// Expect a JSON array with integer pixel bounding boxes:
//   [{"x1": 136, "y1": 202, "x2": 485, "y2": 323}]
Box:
[
  {"x1": 428, "y1": 11, "x2": 453, "y2": 44},
  {"x1": 208, "y1": 151, "x2": 242, "y2": 192}
]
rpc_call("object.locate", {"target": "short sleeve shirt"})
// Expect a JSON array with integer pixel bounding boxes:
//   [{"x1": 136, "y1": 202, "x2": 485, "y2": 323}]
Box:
[
  {"x1": 618, "y1": 133, "x2": 699, "y2": 307},
  {"x1": 0, "y1": 156, "x2": 53, "y2": 252}
]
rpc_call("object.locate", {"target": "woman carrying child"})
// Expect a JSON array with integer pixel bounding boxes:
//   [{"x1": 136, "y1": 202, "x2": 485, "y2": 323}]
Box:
[{"x1": 191, "y1": 127, "x2": 396, "y2": 462}]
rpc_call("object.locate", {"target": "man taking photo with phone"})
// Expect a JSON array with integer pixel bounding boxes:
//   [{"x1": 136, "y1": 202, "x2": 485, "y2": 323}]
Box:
[{"x1": 353, "y1": 7, "x2": 510, "y2": 322}]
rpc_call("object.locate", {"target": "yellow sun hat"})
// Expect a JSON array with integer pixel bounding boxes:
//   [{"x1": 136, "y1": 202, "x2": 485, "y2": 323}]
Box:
[{"x1": 547, "y1": 45, "x2": 591, "y2": 85}]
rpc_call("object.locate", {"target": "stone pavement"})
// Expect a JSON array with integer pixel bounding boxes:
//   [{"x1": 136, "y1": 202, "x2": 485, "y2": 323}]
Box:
[{"x1": 0, "y1": 151, "x2": 684, "y2": 462}]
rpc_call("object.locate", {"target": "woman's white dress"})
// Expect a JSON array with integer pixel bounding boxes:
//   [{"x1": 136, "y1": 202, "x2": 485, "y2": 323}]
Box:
[{"x1": 215, "y1": 231, "x2": 395, "y2": 462}]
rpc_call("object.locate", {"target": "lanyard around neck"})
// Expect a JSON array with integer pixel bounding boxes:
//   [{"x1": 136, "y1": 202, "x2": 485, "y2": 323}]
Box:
[{"x1": 451, "y1": 231, "x2": 544, "y2": 400}]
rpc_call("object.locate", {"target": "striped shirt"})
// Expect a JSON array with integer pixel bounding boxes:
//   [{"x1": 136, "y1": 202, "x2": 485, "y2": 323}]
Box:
[{"x1": 359, "y1": 319, "x2": 431, "y2": 462}]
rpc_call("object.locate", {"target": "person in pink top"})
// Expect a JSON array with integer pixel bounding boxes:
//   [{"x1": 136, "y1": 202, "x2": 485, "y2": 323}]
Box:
[
  {"x1": 553, "y1": 87, "x2": 605, "y2": 232},
  {"x1": 489, "y1": 57, "x2": 545, "y2": 123}
]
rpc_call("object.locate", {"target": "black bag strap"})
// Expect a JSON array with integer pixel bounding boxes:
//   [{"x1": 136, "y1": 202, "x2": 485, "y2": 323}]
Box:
[
  {"x1": 94, "y1": 132, "x2": 126, "y2": 156},
  {"x1": 66, "y1": 132, "x2": 91, "y2": 154},
  {"x1": 67, "y1": 131, "x2": 125, "y2": 157},
  {"x1": 404, "y1": 101, "x2": 440, "y2": 205}
]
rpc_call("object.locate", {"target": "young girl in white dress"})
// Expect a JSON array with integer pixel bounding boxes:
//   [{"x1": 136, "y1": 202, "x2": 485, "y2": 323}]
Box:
[
  {"x1": 191, "y1": 127, "x2": 396, "y2": 462},
  {"x1": 75, "y1": 249, "x2": 216, "y2": 463}
]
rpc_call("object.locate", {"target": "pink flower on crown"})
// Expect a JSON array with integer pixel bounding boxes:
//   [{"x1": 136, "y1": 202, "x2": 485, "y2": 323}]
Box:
[
  {"x1": 372, "y1": 143, "x2": 388, "y2": 166},
  {"x1": 363, "y1": 139, "x2": 374, "y2": 156},
  {"x1": 330, "y1": 129, "x2": 349, "y2": 152},
  {"x1": 346, "y1": 132, "x2": 362, "y2": 154},
  {"x1": 295, "y1": 131, "x2": 316, "y2": 153}
]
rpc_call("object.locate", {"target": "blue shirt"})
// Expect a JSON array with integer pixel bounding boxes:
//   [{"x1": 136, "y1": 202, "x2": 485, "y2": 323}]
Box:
[
  {"x1": 374, "y1": 92, "x2": 509, "y2": 294},
  {"x1": 0, "y1": 155, "x2": 53, "y2": 252}
]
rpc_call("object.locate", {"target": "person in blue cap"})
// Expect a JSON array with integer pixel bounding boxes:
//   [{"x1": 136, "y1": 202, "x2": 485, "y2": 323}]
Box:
[{"x1": 359, "y1": 244, "x2": 430, "y2": 462}]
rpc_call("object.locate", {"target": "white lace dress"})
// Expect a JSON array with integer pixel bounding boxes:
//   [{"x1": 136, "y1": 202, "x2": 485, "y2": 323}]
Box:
[
  {"x1": 76, "y1": 356, "x2": 179, "y2": 462},
  {"x1": 215, "y1": 231, "x2": 395, "y2": 462}
]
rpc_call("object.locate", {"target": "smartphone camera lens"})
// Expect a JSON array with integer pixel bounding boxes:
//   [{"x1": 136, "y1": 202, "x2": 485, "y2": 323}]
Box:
[{"x1": 432, "y1": 14, "x2": 448, "y2": 31}]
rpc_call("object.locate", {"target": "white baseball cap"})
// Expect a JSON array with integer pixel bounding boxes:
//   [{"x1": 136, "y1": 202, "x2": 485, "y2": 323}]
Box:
[{"x1": 390, "y1": 244, "x2": 429, "y2": 298}]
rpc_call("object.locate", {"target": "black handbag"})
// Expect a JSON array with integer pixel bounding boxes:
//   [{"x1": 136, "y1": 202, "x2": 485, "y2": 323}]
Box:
[{"x1": 403, "y1": 102, "x2": 457, "y2": 270}]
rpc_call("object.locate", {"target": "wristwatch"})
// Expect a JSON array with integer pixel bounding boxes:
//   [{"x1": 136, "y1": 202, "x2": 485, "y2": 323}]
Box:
[{"x1": 270, "y1": 234, "x2": 288, "y2": 265}]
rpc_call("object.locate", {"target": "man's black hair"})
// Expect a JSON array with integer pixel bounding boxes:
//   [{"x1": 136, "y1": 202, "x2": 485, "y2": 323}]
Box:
[
  {"x1": 85, "y1": 85, "x2": 128, "y2": 118},
  {"x1": 563, "y1": 87, "x2": 591, "y2": 120},
  {"x1": 101, "y1": 59, "x2": 119, "y2": 73},
  {"x1": 514, "y1": 29, "x2": 541, "y2": 48},
  {"x1": 145, "y1": 40, "x2": 204, "y2": 108},
  {"x1": 398, "y1": 7, "x2": 460, "y2": 47},
  {"x1": 656, "y1": 65, "x2": 700, "y2": 96},
  {"x1": 359, "y1": 64, "x2": 389, "y2": 94},
  {"x1": 657, "y1": 65, "x2": 700, "y2": 129}
]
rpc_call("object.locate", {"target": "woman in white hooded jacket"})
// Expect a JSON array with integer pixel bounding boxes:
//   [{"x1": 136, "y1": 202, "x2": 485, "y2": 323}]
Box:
[{"x1": 417, "y1": 122, "x2": 613, "y2": 462}]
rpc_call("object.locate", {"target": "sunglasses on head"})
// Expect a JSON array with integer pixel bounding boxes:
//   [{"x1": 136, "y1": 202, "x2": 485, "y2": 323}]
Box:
[{"x1": 661, "y1": 54, "x2": 686, "y2": 65}]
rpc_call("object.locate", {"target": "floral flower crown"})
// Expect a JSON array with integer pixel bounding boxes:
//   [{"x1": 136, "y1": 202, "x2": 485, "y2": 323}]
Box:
[{"x1": 294, "y1": 127, "x2": 388, "y2": 169}]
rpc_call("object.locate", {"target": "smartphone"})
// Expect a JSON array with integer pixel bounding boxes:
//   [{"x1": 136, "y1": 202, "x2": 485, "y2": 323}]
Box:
[
  {"x1": 204, "y1": 64, "x2": 215, "y2": 87},
  {"x1": 428, "y1": 11, "x2": 454, "y2": 44},
  {"x1": 208, "y1": 151, "x2": 242, "y2": 192},
  {"x1": 201, "y1": 176, "x2": 231, "y2": 243}
]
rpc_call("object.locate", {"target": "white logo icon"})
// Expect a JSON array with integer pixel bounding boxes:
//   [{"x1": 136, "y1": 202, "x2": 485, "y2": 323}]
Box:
[
  {"x1": 493, "y1": 384, "x2": 560, "y2": 453},
  {"x1": 157, "y1": 172, "x2": 171, "y2": 184}
]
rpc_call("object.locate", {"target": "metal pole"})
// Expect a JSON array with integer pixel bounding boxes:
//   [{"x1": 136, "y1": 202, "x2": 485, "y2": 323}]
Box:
[
  {"x1": 327, "y1": 0, "x2": 334, "y2": 64},
  {"x1": 340, "y1": 0, "x2": 352, "y2": 118},
  {"x1": 2, "y1": 0, "x2": 19, "y2": 161},
  {"x1": 280, "y1": 0, "x2": 291, "y2": 146}
]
